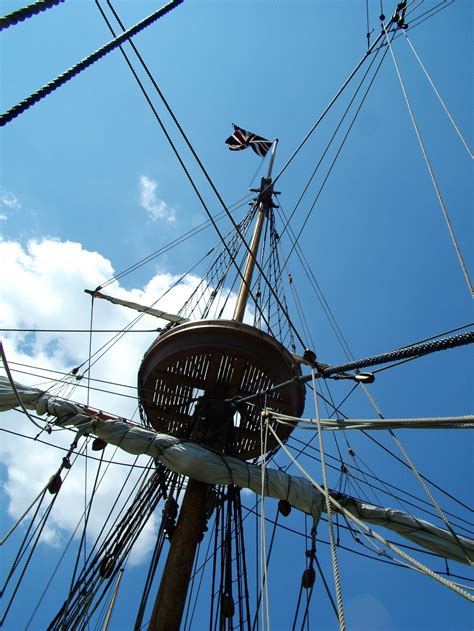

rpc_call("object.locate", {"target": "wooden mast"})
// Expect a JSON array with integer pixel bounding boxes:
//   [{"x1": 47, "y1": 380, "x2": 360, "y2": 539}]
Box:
[{"x1": 148, "y1": 141, "x2": 278, "y2": 631}]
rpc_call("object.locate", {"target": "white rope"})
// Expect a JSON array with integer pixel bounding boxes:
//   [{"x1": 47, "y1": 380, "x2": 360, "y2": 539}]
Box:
[
  {"x1": 359, "y1": 382, "x2": 473, "y2": 565},
  {"x1": 403, "y1": 32, "x2": 473, "y2": 159},
  {"x1": 269, "y1": 412, "x2": 474, "y2": 431},
  {"x1": 383, "y1": 25, "x2": 474, "y2": 298},
  {"x1": 260, "y1": 405, "x2": 271, "y2": 631},
  {"x1": 266, "y1": 422, "x2": 474, "y2": 602},
  {"x1": 311, "y1": 372, "x2": 346, "y2": 630}
]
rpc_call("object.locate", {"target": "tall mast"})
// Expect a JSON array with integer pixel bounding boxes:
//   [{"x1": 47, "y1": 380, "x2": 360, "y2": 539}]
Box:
[
  {"x1": 233, "y1": 140, "x2": 278, "y2": 321},
  {"x1": 148, "y1": 141, "x2": 280, "y2": 631}
]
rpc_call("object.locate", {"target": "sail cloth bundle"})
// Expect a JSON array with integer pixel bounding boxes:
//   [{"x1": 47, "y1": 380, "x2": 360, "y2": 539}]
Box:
[{"x1": 1, "y1": 376, "x2": 473, "y2": 567}]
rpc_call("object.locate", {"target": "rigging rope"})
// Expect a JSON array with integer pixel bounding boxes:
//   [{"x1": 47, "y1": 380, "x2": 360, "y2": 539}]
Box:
[
  {"x1": 358, "y1": 383, "x2": 473, "y2": 566},
  {"x1": 276, "y1": 32, "x2": 389, "y2": 264},
  {"x1": 266, "y1": 424, "x2": 474, "y2": 602},
  {"x1": 383, "y1": 24, "x2": 474, "y2": 297},
  {"x1": 95, "y1": 0, "x2": 297, "y2": 345},
  {"x1": 272, "y1": 13, "x2": 398, "y2": 187},
  {"x1": 242, "y1": 501, "x2": 474, "y2": 580},
  {"x1": 311, "y1": 374, "x2": 346, "y2": 630},
  {"x1": 235, "y1": 330, "x2": 474, "y2": 405},
  {"x1": 403, "y1": 32, "x2": 473, "y2": 159},
  {"x1": 0, "y1": 0, "x2": 64, "y2": 31},
  {"x1": 399, "y1": 0, "x2": 455, "y2": 37},
  {"x1": 260, "y1": 407, "x2": 271, "y2": 630},
  {"x1": 0, "y1": 0, "x2": 184, "y2": 126},
  {"x1": 272, "y1": 413, "x2": 474, "y2": 431}
]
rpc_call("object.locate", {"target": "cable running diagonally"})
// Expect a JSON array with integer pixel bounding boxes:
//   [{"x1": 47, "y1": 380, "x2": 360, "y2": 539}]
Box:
[
  {"x1": 403, "y1": 32, "x2": 473, "y2": 158},
  {"x1": 271, "y1": 15, "x2": 395, "y2": 186},
  {"x1": 95, "y1": 0, "x2": 302, "y2": 346},
  {"x1": 267, "y1": 425, "x2": 474, "y2": 602},
  {"x1": 279, "y1": 32, "x2": 393, "y2": 275},
  {"x1": 383, "y1": 24, "x2": 474, "y2": 297},
  {"x1": 0, "y1": 0, "x2": 64, "y2": 31},
  {"x1": 358, "y1": 383, "x2": 473, "y2": 564},
  {"x1": 0, "y1": 0, "x2": 184, "y2": 126}
]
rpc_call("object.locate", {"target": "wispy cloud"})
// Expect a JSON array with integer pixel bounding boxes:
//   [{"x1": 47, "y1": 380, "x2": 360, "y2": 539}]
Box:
[
  {"x1": 139, "y1": 175, "x2": 175, "y2": 223},
  {"x1": 0, "y1": 187, "x2": 22, "y2": 219}
]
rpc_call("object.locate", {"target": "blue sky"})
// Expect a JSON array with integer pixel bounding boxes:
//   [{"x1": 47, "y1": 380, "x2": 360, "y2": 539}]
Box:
[{"x1": 0, "y1": 1, "x2": 473, "y2": 629}]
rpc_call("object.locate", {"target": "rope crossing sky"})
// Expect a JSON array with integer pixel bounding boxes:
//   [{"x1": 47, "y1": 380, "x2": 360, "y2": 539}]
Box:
[
  {"x1": 0, "y1": 0, "x2": 65, "y2": 31},
  {"x1": 0, "y1": 0, "x2": 184, "y2": 126}
]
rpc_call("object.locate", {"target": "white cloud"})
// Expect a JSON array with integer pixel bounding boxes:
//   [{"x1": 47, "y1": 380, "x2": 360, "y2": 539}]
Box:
[
  {"x1": 0, "y1": 236, "x2": 247, "y2": 586},
  {"x1": 0, "y1": 237, "x2": 203, "y2": 568},
  {"x1": 139, "y1": 175, "x2": 175, "y2": 223}
]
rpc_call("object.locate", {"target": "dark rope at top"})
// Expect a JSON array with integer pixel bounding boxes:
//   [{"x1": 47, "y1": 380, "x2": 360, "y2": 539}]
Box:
[
  {"x1": 0, "y1": 0, "x2": 183, "y2": 126},
  {"x1": 322, "y1": 330, "x2": 474, "y2": 377},
  {"x1": 0, "y1": 0, "x2": 64, "y2": 31}
]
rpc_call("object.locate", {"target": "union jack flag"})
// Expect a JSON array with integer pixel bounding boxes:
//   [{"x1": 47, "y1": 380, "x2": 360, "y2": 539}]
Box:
[{"x1": 225, "y1": 124, "x2": 272, "y2": 157}]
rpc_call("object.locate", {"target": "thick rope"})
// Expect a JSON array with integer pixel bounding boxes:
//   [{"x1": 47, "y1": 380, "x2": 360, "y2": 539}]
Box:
[
  {"x1": 235, "y1": 330, "x2": 474, "y2": 405},
  {"x1": 383, "y1": 25, "x2": 474, "y2": 297},
  {"x1": 311, "y1": 373, "x2": 346, "y2": 630},
  {"x1": 321, "y1": 331, "x2": 474, "y2": 375},
  {"x1": 266, "y1": 424, "x2": 474, "y2": 602},
  {"x1": 403, "y1": 33, "x2": 473, "y2": 159},
  {"x1": 0, "y1": 0, "x2": 64, "y2": 31},
  {"x1": 270, "y1": 413, "x2": 474, "y2": 431},
  {"x1": 0, "y1": 0, "x2": 184, "y2": 126}
]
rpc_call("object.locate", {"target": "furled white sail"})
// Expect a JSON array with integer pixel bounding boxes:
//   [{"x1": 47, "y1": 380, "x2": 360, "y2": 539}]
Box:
[{"x1": 1, "y1": 376, "x2": 472, "y2": 566}]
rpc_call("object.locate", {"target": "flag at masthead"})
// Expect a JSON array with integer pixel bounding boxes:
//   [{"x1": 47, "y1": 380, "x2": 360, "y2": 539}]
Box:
[{"x1": 225, "y1": 124, "x2": 272, "y2": 157}]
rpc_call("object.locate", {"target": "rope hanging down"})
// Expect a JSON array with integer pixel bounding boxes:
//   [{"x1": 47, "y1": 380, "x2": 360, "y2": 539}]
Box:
[
  {"x1": 0, "y1": 0, "x2": 64, "y2": 31},
  {"x1": 312, "y1": 374, "x2": 346, "y2": 630},
  {"x1": 0, "y1": 0, "x2": 183, "y2": 126}
]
